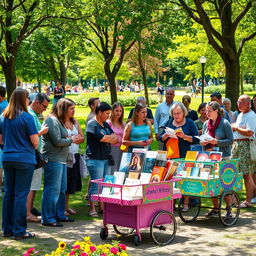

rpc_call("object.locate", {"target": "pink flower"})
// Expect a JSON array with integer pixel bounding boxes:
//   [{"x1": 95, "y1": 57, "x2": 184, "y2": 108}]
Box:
[
  {"x1": 72, "y1": 245, "x2": 81, "y2": 250},
  {"x1": 80, "y1": 253, "x2": 88, "y2": 256},
  {"x1": 70, "y1": 251, "x2": 75, "y2": 256},
  {"x1": 34, "y1": 252, "x2": 39, "y2": 255},
  {"x1": 23, "y1": 254, "x2": 30, "y2": 256},
  {"x1": 118, "y1": 244, "x2": 126, "y2": 250},
  {"x1": 100, "y1": 254, "x2": 106, "y2": 256},
  {"x1": 110, "y1": 247, "x2": 119, "y2": 254},
  {"x1": 27, "y1": 248, "x2": 35, "y2": 253},
  {"x1": 90, "y1": 246, "x2": 97, "y2": 252}
]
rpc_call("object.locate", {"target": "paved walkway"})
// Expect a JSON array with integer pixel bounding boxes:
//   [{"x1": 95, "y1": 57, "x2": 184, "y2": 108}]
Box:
[{"x1": 2, "y1": 209, "x2": 255, "y2": 256}]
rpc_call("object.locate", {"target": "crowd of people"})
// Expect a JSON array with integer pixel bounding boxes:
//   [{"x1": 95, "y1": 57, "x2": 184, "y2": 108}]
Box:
[{"x1": 0, "y1": 85, "x2": 256, "y2": 240}]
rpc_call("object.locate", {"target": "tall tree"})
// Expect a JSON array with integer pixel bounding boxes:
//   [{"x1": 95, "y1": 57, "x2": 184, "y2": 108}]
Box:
[
  {"x1": 75, "y1": 0, "x2": 163, "y2": 103},
  {"x1": 0, "y1": 0, "x2": 82, "y2": 98},
  {"x1": 177, "y1": 0, "x2": 256, "y2": 105}
]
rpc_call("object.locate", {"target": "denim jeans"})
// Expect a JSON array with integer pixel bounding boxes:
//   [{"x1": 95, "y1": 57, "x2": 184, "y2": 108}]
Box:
[
  {"x1": 2, "y1": 161, "x2": 34, "y2": 236},
  {"x1": 41, "y1": 161, "x2": 67, "y2": 223},
  {"x1": 86, "y1": 159, "x2": 110, "y2": 199}
]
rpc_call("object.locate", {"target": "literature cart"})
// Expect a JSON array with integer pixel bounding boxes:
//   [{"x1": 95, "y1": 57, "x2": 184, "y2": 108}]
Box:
[
  {"x1": 91, "y1": 178, "x2": 181, "y2": 246},
  {"x1": 175, "y1": 158, "x2": 242, "y2": 226}
]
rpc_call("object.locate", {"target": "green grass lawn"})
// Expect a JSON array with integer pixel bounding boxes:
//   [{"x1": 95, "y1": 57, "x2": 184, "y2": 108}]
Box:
[{"x1": 0, "y1": 92, "x2": 255, "y2": 255}]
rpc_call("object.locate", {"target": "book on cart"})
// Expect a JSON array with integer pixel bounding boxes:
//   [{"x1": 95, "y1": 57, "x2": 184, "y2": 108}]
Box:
[
  {"x1": 196, "y1": 151, "x2": 211, "y2": 161},
  {"x1": 113, "y1": 171, "x2": 125, "y2": 193},
  {"x1": 122, "y1": 178, "x2": 141, "y2": 199},
  {"x1": 150, "y1": 166, "x2": 166, "y2": 182},
  {"x1": 136, "y1": 173, "x2": 152, "y2": 197},
  {"x1": 128, "y1": 172, "x2": 140, "y2": 179},
  {"x1": 119, "y1": 152, "x2": 132, "y2": 173},
  {"x1": 199, "y1": 167, "x2": 211, "y2": 179},
  {"x1": 185, "y1": 151, "x2": 198, "y2": 161},
  {"x1": 127, "y1": 148, "x2": 147, "y2": 173},
  {"x1": 101, "y1": 175, "x2": 116, "y2": 195},
  {"x1": 142, "y1": 151, "x2": 158, "y2": 173},
  {"x1": 164, "y1": 160, "x2": 179, "y2": 180},
  {"x1": 190, "y1": 167, "x2": 200, "y2": 177},
  {"x1": 209, "y1": 151, "x2": 222, "y2": 161},
  {"x1": 155, "y1": 150, "x2": 168, "y2": 167}
]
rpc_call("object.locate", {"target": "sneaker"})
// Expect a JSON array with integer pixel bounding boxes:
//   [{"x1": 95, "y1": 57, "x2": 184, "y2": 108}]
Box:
[
  {"x1": 181, "y1": 206, "x2": 189, "y2": 212},
  {"x1": 225, "y1": 211, "x2": 233, "y2": 219},
  {"x1": 205, "y1": 210, "x2": 219, "y2": 217}
]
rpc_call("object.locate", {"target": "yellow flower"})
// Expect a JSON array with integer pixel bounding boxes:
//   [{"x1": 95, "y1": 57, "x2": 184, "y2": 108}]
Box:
[
  {"x1": 58, "y1": 241, "x2": 67, "y2": 250},
  {"x1": 83, "y1": 236, "x2": 91, "y2": 242}
]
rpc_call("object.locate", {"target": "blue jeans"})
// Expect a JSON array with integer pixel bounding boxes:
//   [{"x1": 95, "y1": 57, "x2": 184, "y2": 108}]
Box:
[
  {"x1": 2, "y1": 161, "x2": 34, "y2": 236},
  {"x1": 86, "y1": 159, "x2": 110, "y2": 199},
  {"x1": 41, "y1": 161, "x2": 67, "y2": 223}
]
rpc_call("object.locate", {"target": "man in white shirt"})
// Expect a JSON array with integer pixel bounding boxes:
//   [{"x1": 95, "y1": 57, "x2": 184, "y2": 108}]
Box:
[{"x1": 231, "y1": 95, "x2": 256, "y2": 208}]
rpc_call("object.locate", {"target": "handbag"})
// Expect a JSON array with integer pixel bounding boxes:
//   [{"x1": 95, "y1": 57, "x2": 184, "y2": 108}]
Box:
[
  {"x1": 250, "y1": 139, "x2": 256, "y2": 161},
  {"x1": 79, "y1": 154, "x2": 89, "y2": 178},
  {"x1": 35, "y1": 150, "x2": 48, "y2": 169}
]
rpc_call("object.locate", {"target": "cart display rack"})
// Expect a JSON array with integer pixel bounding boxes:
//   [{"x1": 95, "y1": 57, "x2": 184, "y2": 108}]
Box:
[
  {"x1": 174, "y1": 158, "x2": 242, "y2": 226},
  {"x1": 91, "y1": 178, "x2": 182, "y2": 246}
]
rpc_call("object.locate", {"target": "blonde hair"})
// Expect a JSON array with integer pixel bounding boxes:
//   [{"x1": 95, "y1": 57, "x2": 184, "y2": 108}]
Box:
[{"x1": 3, "y1": 88, "x2": 29, "y2": 119}]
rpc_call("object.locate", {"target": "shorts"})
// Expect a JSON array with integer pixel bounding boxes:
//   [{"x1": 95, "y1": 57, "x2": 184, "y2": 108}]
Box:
[{"x1": 30, "y1": 167, "x2": 43, "y2": 190}]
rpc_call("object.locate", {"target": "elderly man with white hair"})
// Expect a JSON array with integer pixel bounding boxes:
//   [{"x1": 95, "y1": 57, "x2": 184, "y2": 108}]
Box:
[
  {"x1": 127, "y1": 96, "x2": 154, "y2": 124},
  {"x1": 231, "y1": 94, "x2": 256, "y2": 208}
]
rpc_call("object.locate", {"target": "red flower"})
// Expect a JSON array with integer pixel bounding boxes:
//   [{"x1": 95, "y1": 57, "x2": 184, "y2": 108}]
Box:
[
  {"x1": 80, "y1": 253, "x2": 88, "y2": 256},
  {"x1": 70, "y1": 251, "x2": 75, "y2": 256},
  {"x1": 90, "y1": 246, "x2": 97, "y2": 252},
  {"x1": 118, "y1": 244, "x2": 126, "y2": 250},
  {"x1": 100, "y1": 254, "x2": 106, "y2": 256},
  {"x1": 72, "y1": 245, "x2": 81, "y2": 250},
  {"x1": 27, "y1": 248, "x2": 35, "y2": 253},
  {"x1": 110, "y1": 247, "x2": 119, "y2": 254}
]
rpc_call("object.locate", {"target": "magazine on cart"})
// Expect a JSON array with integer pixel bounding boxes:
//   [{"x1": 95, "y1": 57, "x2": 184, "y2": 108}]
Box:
[
  {"x1": 119, "y1": 152, "x2": 132, "y2": 173},
  {"x1": 142, "y1": 151, "x2": 158, "y2": 173}
]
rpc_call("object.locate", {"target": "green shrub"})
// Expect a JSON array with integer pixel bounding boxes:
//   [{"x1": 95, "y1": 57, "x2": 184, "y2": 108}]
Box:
[{"x1": 73, "y1": 92, "x2": 159, "y2": 106}]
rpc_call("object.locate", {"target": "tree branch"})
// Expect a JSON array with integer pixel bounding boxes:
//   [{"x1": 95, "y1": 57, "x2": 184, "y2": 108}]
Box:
[
  {"x1": 178, "y1": 0, "x2": 202, "y2": 24},
  {"x1": 232, "y1": 1, "x2": 252, "y2": 33},
  {"x1": 238, "y1": 31, "x2": 256, "y2": 57}
]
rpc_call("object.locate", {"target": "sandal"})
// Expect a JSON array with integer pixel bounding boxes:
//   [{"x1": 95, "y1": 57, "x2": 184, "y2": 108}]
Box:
[
  {"x1": 239, "y1": 201, "x2": 252, "y2": 208},
  {"x1": 89, "y1": 211, "x2": 98, "y2": 217},
  {"x1": 181, "y1": 205, "x2": 189, "y2": 212},
  {"x1": 67, "y1": 208, "x2": 76, "y2": 215},
  {"x1": 42, "y1": 222, "x2": 63, "y2": 227},
  {"x1": 64, "y1": 211, "x2": 70, "y2": 216},
  {"x1": 27, "y1": 214, "x2": 41, "y2": 223},
  {"x1": 205, "y1": 209, "x2": 219, "y2": 217},
  {"x1": 15, "y1": 232, "x2": 35, "y2": 240}
]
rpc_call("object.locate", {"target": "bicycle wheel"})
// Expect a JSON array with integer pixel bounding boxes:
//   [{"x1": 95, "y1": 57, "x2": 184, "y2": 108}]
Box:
[
  {"x1": 150, "y1": 211, "x2": 177, "y2": 246},
  {"x1": 219, "y1": 190, "x2": 240, "y2": 227},
  {"x1": 178, "y1": 196, "x2": 201, "y2": 223},
  {"x1": 113, "y1": 225, "x2": 134, "y2": 235}
]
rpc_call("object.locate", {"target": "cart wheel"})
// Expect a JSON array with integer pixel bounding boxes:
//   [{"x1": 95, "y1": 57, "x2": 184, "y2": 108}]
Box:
[
  {"x1": 134, "y1": 235, "x2": 141, "y2": 246},
  {"x1": 150, "y1": 211, "x2": 177, "y2": 246},
  {"x1": 219, "y1": 190, "x2": 240, "y2": 227},
  {"x1": 113, "y1": 225, "x2": 134, "y2": 235},
  {"x1": 100, "y1": 227, "x2": 108, "y2": 240},
  {"x1": 178, "y1": 197, "x2": 201, "y2": 223}
]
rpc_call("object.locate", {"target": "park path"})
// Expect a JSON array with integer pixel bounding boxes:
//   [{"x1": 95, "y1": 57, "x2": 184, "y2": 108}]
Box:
[{"x1": 2, "y1": 210, "x2": 255, "y2": 256}]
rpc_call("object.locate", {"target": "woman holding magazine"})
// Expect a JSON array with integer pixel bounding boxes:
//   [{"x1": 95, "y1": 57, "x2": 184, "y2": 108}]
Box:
[
  {"x1": 160, "y1": 102, "x2": 199, "y2": 212},
  {"x1": 122, "y1": 102, "x2": 153, "y2": 152},
  {"x1": 201, "y1": 101, "x2": 233, "y2": 217}
]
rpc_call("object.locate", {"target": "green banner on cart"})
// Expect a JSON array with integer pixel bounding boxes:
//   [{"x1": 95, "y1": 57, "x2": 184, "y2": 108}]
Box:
[{"x1": 143, "y1": 182, "x2": 173, "y2": 204}]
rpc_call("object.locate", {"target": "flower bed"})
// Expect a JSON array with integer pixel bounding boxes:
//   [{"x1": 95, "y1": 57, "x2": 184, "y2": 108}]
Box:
[{"x1": 23, "y1": 237, "x2": 128, "y2": 256}]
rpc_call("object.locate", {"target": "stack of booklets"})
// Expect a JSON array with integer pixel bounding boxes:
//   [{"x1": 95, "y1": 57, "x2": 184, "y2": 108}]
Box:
[{"x1": 185, "y1": 150, "x2": 223, "y2": 162}]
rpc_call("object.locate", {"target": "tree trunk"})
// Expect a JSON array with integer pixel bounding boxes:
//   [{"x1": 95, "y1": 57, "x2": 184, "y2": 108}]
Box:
[
  {"x1": 252, "y1": 75, "x2": 255, "y2": 91},
  {"x1": 224, "y1": 57, "x2": 240, "y2": 110},
  {"x1": 2, "y1": 62, "x2": 16, "y2": 100},
  {"x1": 141, "y1": 69, "x2": 149, "y2": 107},
  {"x1": 240, "y1": 70, "x2": 244, "y2": 95},
  {"x1": 104, "y1": 64, "x2": 118, "y2": 104},
  {"x1": 59, "y1": 58, "x2": 67, "y2": 85},
  {"x1": 37, "y1": 77, "x2": 42, "y2": 93}
]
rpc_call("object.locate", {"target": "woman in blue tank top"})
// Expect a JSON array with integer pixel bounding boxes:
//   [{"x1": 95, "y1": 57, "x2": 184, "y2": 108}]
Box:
[{"x1": 122, "y1": 103, "x2": 153, "y2": 152}]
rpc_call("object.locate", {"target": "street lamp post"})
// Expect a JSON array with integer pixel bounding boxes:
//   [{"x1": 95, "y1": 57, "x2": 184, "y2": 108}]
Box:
[{"x1": 200, "y1": 56, "x2": 206, "y2": 103}]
